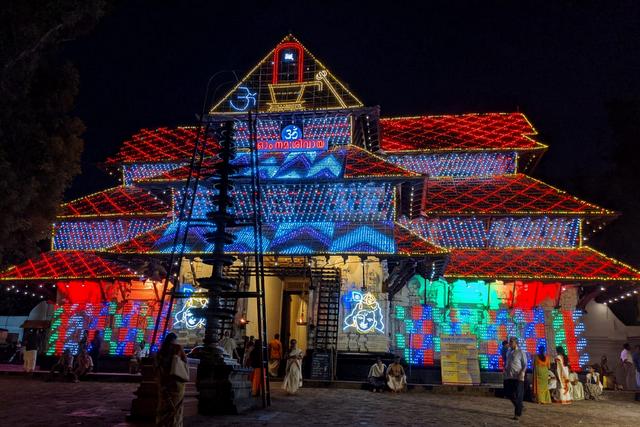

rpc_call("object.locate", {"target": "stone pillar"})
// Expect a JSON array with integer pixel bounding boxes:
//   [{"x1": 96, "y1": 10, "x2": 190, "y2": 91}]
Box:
[{"x1": 128, "y1": 357, "x2": 158, "y2": 422}]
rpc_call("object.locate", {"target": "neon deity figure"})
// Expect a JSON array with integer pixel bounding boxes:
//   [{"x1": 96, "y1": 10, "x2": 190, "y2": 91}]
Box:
[
  {"x1": 343, "y1": 291, "x2": 385, "y2": 334},
  {"x1": 173, "y1": 291, "x2": 208, "y2": 330}
]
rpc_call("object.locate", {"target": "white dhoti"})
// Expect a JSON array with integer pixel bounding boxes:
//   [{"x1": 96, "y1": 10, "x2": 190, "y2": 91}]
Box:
[
  {"x1": 268, "y1": 359, "x2": 280, "y2": 377},
  {"x1": 283, "y1": 349, "x2": 303, "y2": 394},
  {"x1": 23, "y1": 350, "x2": 37, "y2": 372},
  {"x1": 387, "y1": 374, "x2": 406, "y2": 392}
]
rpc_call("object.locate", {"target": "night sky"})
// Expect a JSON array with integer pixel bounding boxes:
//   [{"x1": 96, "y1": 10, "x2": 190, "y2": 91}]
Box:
[{"x1": 62, "y1": 1, "x2": 640, "y2": 264}]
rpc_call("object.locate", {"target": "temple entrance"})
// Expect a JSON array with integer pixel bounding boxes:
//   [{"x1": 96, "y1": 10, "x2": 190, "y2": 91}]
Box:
[{"x1": 280, "y1": 278, "x2": 309, "y2": 354}]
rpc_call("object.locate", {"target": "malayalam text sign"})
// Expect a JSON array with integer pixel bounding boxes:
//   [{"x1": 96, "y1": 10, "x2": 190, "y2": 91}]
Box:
[{"x1": 256, "y1": 139, "x2": 327, "y2": 152}]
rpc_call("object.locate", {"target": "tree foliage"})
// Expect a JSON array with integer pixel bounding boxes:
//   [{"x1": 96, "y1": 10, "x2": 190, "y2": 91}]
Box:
[{"x1": 0, "y1": 1, "x2": 107, "y2": 268}]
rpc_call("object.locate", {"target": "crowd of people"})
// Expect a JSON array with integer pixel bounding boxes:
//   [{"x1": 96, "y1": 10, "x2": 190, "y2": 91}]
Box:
[
  {"x1": 502, "y1": 338, "x2": 640, "y2": 421},
  {"x1": 153, "y1": 331, "x2": 305, "y2": 425}
]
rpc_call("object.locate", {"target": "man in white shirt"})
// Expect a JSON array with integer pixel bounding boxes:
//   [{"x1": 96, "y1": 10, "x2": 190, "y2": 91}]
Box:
[
  {"x1": 620, "y1": 343, "x2": 635, "y2": 390},
  {"x1": 504, "y1": 337, "x2": 527, "y2": 421}
]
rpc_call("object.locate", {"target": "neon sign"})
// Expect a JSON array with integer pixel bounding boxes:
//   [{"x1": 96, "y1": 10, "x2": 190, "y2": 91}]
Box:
[
  {"x1": 281, "y1": 124, "x2": 303, "y2": 141},
  {"x1": 174, "y1": 287, "x2": 208, "y2": 330},
  {"x1": 256, "y1": 139, "x2": 327, "y2": 152},
  {"x1": 343, "y1": 291, "x2": 385, "y2": 334},
  {"x1": 229, "y1": 86, "x2": 257, "y2": 112}
]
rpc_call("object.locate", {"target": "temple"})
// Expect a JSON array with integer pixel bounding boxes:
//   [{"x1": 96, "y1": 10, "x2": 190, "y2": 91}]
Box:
[{"x1": 2, "y1": 35, "x2": 639, "y2": 377}]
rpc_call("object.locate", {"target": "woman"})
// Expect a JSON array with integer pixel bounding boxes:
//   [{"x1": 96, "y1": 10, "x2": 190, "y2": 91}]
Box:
[
  {"x1": 552, "y1": 346, "x2": 572, "y2": 404},
  {"x1": 568, "y1": 366, "x2": 585, "y2": 400},
  {"x1": 599, "y1": 355, "x2": 615, "y2": 390},
  {"x1": 282, "y1": 339, "x2": 304, "y2": 395},
  {"x1": 584, "y1": 365, "x2": 604, "y2": 400},
  {"x1": 387, "y1": 356, "x2": 407, "y2": 392},
  {"x1": 533, "y1": 345, "x2": 551, "y2": 404},
  {"x1": 368, "y1": 357, "x2": 386, "y2": 392},
  {"x1": 243, "y1": 336, "x2": 255, "y2": 368},
  {"x1": 249, "y1": 339, "x2": 264, "y2": 397},
  {"x1": 156, "y1": 332, "x2": 187, "y2": 427}
]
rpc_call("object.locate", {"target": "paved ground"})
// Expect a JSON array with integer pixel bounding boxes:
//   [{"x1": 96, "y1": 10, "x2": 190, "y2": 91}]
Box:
[{"x1": 0, "y1": 377, "x2": 639, "y2": 426}]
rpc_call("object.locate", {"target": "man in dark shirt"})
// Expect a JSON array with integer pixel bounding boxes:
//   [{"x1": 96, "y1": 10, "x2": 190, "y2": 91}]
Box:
[
  {"x1": 500, "y1": 340, "x2": 509, "y2": 365},
  {"x1": 633, "y1": 345, "x2": 640, "y2": 390},
  {"x1": 89, "y1": 330, "x2": 103, "y2": 373}
]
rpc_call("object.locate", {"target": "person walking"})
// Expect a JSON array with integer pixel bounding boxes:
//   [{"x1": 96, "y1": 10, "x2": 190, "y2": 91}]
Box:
[
  {"x1": 268, "y1": 333, "x2": 283, "y2": 378},
  {"x1": 23, "y1": 330, "x2": 39, "y2": 373},
  {"x1": 155, "y1": 332, "x2": 187, "y2": 427},
  {"x1": 282, "y1": 339, "x2": 304, "y2": 394},
  {"x1": 504, "y1": 337, "x2": 527, "y2": 421}
]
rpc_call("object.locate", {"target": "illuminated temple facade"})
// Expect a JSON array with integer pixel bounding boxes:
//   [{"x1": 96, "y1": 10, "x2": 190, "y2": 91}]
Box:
[{"x1": 3, "y1": 35, "x2": 640, "y2": 373}]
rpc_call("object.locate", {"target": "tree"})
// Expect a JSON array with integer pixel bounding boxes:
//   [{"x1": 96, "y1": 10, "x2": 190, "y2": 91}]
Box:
[{"x1": 0, "y1": 1, "x2": 108, "y2": 268}]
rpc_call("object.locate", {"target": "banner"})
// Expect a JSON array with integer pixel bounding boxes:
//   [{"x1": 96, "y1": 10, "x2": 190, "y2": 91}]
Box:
[{"x1": 440, "y1": 334, "x2": 481, "y2": 385}]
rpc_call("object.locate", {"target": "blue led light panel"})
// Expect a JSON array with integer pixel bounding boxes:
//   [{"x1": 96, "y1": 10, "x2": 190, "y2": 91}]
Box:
[{"x1": 387, "y1": 152, "x2": 517, "y2": 178}]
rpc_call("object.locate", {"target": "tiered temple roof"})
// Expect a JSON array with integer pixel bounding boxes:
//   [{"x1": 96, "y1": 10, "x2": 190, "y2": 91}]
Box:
[
  {"x1": 59, "y1": 186, "x2": 171, "y2": 219},
  {"x1": 380, "y1": 113, "x2": 544, "y2": 152},
  {"x1": 445, "y1": 247, "x2": 640, "y2": 282},
  {"x1": 1, "y1": 36, "x2": 638, "y2": 287}
]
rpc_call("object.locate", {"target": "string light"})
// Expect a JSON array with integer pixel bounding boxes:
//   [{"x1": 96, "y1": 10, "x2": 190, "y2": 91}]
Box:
[
  {"x1": 379, "y1": 112, "x2": 541, "y2": 152},
  {"x1": 387, "y1": 152, "x2": 517, "y2": 178},
  {"x1": 53, "y1": 219, "x2": 166, "y2": 250},
  {"x1": 209, "y1": 35, "x2": 363, "y2": 114},
  {"x1": 399, "y1": 216, "x2": 580, "y2": 249}
]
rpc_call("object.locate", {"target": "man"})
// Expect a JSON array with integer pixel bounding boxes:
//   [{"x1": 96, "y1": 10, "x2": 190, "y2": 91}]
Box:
[
  {"x1": 129, "y1": 339, "x2": 146, "y2": 374},
  {"x1": 368, "y1": 357, "x2": 386, "y2": 392},
  {"x1": 500, "y1": 339, "x2": 509, "y2": 392},
  {"x1": 48, "y1": 349, "x2": 74, "y2": 382},
  {"x1": 633, "y1": 345, "x2": 640, "y2": 390},
  {"x1": 500, "y1": 340, "x2": 509, "y2": 367},
  {"x1": 620, "y1": 343, "x2": 635, "y2": 390},
  {"x1": 89, "y1": 330, "x2": 103, "y2": 373},
  {"x1": 504, "y1": 337, "x2": 527, "y2": 421},
  {"x1": 268, "y1": 333, "x2": 282, "y2": 377},
  {"x1": 386, "y1": 356, "x2": 407, "y2": 392},
  {"x1": 23, "y1": 330, "x2": 39, "y2": 373},
  {"x1": 219, "y1": 330, "x2": 239, "y2": 360}
]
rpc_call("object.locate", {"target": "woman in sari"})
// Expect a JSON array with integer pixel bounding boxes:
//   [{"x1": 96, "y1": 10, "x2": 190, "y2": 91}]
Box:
[
  {"x1": 599, "y1": 355, "x2": 615, "y2": 390},
  {"x1": 552, "y1": 346, "x2": 572, "y2": 404},
  {"x1": 533, "y1": 345, "x2": 551, "y2": 404},
  {"x1": 368, "y1": 357, "x2": 386, "y2": 392},
  {"x1": 155, "y1": 332, "x2": 187, "y2": 427},
  {"x1": 584, "y1": 365, "x2": 604, "y2": 400},
  {"x1": 249, "y1": 339, "x2": 264, "y2": 397},
  {"x1": 283, "y1": 339, "x2": 303, "y2": 394}
]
